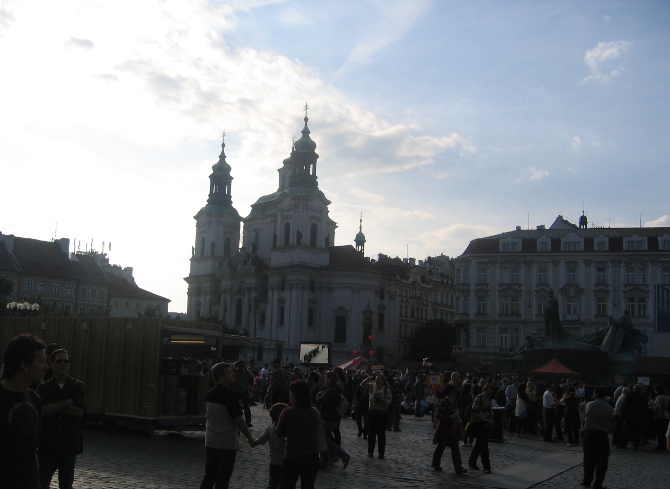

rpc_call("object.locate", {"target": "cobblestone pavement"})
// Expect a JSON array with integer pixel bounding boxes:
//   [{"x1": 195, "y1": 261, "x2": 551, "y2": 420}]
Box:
[{"x1": 51, "y1": 404, "x2": 669, "y2": 489}]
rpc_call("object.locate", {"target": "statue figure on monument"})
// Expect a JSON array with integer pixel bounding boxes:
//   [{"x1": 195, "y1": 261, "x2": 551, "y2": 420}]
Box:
[{"x1": 544, "y1": 289, "x2": 567, "y2": 341}]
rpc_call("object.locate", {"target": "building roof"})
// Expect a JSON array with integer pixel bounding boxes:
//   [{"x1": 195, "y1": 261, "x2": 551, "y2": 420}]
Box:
[
  {"x1": 327, "y1": 245, "x2": 377, "y2": 271},
  {"x1": 71, "y1": 254, "x2": 111, "y2": 285},
  {"x1": 0, "y1": 244, "x2": 19, "y2": 273},
  {"x1": 105, "y1": 272, "x2": 170, "y2": 302},
  {"x1": 10, "y1": 237, "x2": 78, "y2": 279}
]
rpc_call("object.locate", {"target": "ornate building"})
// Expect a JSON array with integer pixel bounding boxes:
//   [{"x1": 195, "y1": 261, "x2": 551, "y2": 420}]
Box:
[
  {"x1": 452, "y1": 215, "x2": 670, "y2": 371},
  {"x1": 185, "y1": 115, "x2": 457, "y2": 366}
]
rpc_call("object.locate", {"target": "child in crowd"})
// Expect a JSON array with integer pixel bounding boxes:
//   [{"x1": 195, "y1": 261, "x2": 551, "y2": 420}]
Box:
[{"x1": 252, "y1": 403, "x2": 287, "y2": 489}]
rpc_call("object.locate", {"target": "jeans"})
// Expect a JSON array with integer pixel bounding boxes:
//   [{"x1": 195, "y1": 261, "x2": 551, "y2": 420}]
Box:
[
  {"x1": 320, "y1": 419, "x2": 349, "y2": 465},
  {"x1": 238, "y1": 390, "x2": 252, "y2": 425},
  {"x1": 200, "y1": 447, "x2": 237, "y2": 489},
  {"x1": 368, "y1": 409, "x2": 389, "y2": 456},
  {"x1": 281, "y1": 453, "x2": 319, "y2": 489},
  {"x1": 39, "y1": 452, "x2": 77, "y2": 489}
]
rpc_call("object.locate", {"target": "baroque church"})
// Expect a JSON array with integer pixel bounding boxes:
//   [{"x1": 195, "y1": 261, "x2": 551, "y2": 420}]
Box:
[{"x1": 184, "y1": 114, "x2": 456, "y2": 366}]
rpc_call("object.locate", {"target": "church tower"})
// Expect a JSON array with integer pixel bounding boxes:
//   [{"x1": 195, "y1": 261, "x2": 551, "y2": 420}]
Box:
[
  {"x1": 243, "y1": 108, "x2": 337, "y2": 267},
  {"x1": 185, "y1": 134, "x2": 241, "y2": 320},
  {"x1": 355, "y1": 213, "x2": 366, "y2": 254}
]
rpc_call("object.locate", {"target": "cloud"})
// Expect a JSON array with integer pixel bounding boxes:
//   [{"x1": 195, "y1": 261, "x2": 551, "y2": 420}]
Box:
[
  {"x1": 65, "y1": 37, "x2": 94, "y2": 50},
  {"x1": 646, "y1": 215, "x2": 670, "y2": 227},
  {"x1": 579, "y1": 41, "x2": 631, "y2": 84},
  {"x1": 335, "y1": 0, "x2": 433, "y2": 76}
]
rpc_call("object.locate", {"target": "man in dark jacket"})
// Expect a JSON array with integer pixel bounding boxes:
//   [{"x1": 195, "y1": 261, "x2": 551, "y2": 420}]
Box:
[{"x1": 36, "y1": 349, "x2": 87, "y2": 489}]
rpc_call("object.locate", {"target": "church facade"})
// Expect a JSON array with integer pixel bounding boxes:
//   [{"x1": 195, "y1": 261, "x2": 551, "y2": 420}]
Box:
[{"x1": 185, "y1": 115, "x2": 456, "y2": 366}]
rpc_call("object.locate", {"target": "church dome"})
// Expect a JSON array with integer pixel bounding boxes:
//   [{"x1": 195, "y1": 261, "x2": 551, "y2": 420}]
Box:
[{"x1": 294, "y1": 116, "x2": 316, "y2": 152}]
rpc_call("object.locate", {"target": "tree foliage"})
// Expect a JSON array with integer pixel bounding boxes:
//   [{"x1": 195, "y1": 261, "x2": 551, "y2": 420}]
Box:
[{"x1": 406, "y1": 319, "x2": 458, "y2": 362}]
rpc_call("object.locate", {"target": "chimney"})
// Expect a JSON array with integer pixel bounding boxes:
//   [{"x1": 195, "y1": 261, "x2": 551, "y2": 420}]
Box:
[
  {"x1": 55, "y1": 238, "x2": 70, "y2": 255},
  {"x1": 122, "y1": 267, "x2": 134, "y2": 283}
]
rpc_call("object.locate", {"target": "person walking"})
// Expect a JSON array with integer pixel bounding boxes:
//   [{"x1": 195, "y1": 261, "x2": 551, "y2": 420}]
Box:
[
  {"x1": 580, "y1": 387, "x2": 614, "y2": 489},
  {"x1": 275, "y1": 381, "x2": 324, "y2": 489},
  {"x1": 432, "y1": 384, "x2": 467, "y2": 475},
  {"x1": 467, "y1": 383, "x2": 494, "y2": 474},
  {"x1": 200, "y1": 363, "x2": 254, "y2": 489},
  {"x1": 362, "y1": 374, "x2": 392, "y2": 458},
  {"x1": 233, "y1": 360, "x2": 255, "y2": 427},
  {"x1": 315, "y1": 371, "x2": 350, "y2": 468}
]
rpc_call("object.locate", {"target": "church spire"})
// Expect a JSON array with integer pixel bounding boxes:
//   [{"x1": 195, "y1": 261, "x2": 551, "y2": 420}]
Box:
[
  {"x1": 355, "y1": 212, "x2": 366, "y2": 254},
  {"x1": 207, "y1": 131, "x2": 233, "y2": 206}
]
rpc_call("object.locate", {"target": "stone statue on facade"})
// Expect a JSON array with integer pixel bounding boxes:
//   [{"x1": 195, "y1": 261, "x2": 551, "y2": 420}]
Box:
[{"x1": 544, "y1": 289, "x2": 567, "y2": 341}]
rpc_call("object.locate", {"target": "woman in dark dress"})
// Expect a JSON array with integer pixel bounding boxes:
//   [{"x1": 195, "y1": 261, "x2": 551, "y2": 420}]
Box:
[
  {"x1": 561, "y1": 386, "x2": 582, "y2": 446},
  {"x1": 432, "y1": 384, "x2": 467, "y2": 474}
]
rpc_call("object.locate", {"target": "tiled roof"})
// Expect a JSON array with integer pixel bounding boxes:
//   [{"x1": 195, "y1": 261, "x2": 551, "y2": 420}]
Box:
[
  {"x1": 105, "y1": 272, "x2": 169, "y2": 302},
  {"x1": 0, "y1": 245, "x2": 19, "y2": 273},
  {"x1": 11, "y1": 237, "x2": 78, "y2": 279},
  {"x1": 71, "y1": 254, "x2": 111, "y2": 284},
  {"x1": 328, "y1": 245, "x2": 377, "y2": 271}
]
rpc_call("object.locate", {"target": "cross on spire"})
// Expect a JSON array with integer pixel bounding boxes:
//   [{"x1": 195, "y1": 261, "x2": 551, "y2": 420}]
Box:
[
  {"x1": 221, "y1": 130, "x2": 226, "y2": 144},
  {"x1": 303, "y1": 102, "x2": 309, "y2": 119}
]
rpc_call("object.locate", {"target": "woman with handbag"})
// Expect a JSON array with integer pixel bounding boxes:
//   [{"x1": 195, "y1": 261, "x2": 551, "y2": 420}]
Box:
[
  {"x1": 467, "y1": 383, "x2": 494, "y2": 474},
  {"x1": 431, "y1": 384, "x2": 468, "y2": 474}
]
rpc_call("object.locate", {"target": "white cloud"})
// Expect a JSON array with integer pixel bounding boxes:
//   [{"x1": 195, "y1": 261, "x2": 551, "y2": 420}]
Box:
[
  {"x1": 646, "y1": 215, "x2": 670, "y2": 227},
  {"x1": 580, "y1": 40, "x2": 631, "y2": 84},
  {"x1": 334, "y1": 0, "x2": 433, "y2": 77}
]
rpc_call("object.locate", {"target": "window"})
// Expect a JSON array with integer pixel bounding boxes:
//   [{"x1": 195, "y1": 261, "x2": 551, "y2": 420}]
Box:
[
  {"x1": 90, "y1": 288, "x2": 97, "y2": 299},
  {"x1": 80, "y1": 287, "x2": 88, "y2": 299},
  {"x1": 596, "y1": 240, "x2": 608, "y2": 251},
  {"x1": 537, "y1": 297, "x2": 547, "y2": 315},
  {"x1": 200, "y1": 236, "x2": 206, "y2": 257},
  {"x1": 476, "y1": 327, "x2": 486, "y2": 347},
  {"x1": 378, "y1": 312, "x2": 384, "y2": 331},
  {"x1": 565, "y1": 299, "x2": 578, "y2": 318},
  {"x1": 511, "y1": 296, "x2": 520, "y2": 314},
  {"x1": 99, "y1": 289, "x2": 106, "y2": 300},
  {"x1": 662, "y1": 240, "x2": 670, "y2": 251},
  {"x1": 278, "y1": 305, "x2": 285, "y2": 326},
  {"x1": 501, "y1": 242, "x2": 518, "y2": 252},
  {"x1": 627, "y1": 297, "x2": 647, "y2": 317},
  {"x1": 156, "y1": 304, "x2": 162, "y2": 312},
  {"x1": 500, "y1": 268, "x2": 510, "y2": 284},
  {"x1": 455, "y1": 296, "x2": 461, "y2": 313},
  {"x1": 124, "y1": 301, "x2": 130, "y2": 309},
  {"x1": 463, "y1": 297, "x2": 469, "y2": 314},
  {"x1": 510, "y1": 327, "x2": 520, "y2": 348},
  {"x1": 25, "y1": 279, "x2": 32, "y2": 291},
  {"x1": 596, "y1": 297, "x2": 607, "y2": 316},
  {"x1": 563, "y1": 241, "x2": 581, "y2": 251},
  {"x1": 499, "y1": 327, "x2": 509, "y2": 347},
  {"x1": 136, "y1": 302, "x2": 141, "y2": 310},
  {"x1": 283, "y1": 222, "x2": 290, "y2": 246},
  {"x1": 52, "y1": 283, "x2": 60, "y2": 294},
  {"x1": 114, "y1": 299, "x2": 120, "y2": 308},
  {"x1": 510, "y1": 267, "x2": 520, "y2": 284},
  {"x1": 476, "y1": 266, "x2": 488, "y2": 284},
  {"x1": 66, "y1": 284, "x2": 73, "y2": 296},
  {"x1": 625, "y1": 267, "x2": 646, "y2": 285},
  {"x1": 625, "y1": 240, "x2": 646, "y2": 251},
  {"x1": 308, "y1": 307, "x2": 315, "y2": 326},
  {"x1": 38, "y1": 281, "x2": 46, "y2": 293},
  {"x1": 79, "y1": 307, "x2": 86, "y2": 315},
  {"x1": 500, "y1": 296, "x2": 510, "y2": 315},
  {"x1": 334, "y1": 316, "x2": 347, "y2": 343},
  {"x1": 662, "y1": 267, "x2": 670, "y2": 284},
  {"x1": 310, "y1": 223, "x2": 317, "y2": 247},
  {"x1": 538, "y1": 241, "x2": 549, "y2": 252},
  {"x1": 566, "y1": 266, "x2": 577, "y2": 284},
  {"x1": 476, "y1": 296, "x2": 487, "y2": 314},
  {"x1": 596, "y1": 268, "x2": 606, "y2": 285},
  {"x1": 537, "y1": 267, "x2": 548, "y2": 284}
]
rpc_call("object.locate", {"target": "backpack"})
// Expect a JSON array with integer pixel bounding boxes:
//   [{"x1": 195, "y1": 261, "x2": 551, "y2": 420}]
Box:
[{"x1": 336, "y1": 394, "x2": 350, "y2": 416}]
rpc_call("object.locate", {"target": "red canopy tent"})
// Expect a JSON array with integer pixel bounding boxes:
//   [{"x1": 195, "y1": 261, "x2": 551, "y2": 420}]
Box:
[
  {"x1": 530, "y1": 358, "x2": 579, "y2": 377},
  {"x1": 337, "y1": 356, "x2": 372, "y2": 371}
]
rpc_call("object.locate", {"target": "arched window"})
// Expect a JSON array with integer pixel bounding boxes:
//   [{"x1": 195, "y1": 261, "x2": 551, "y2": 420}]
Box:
[
  {"x1": 235, "y1": 298, "x2": 243, "y2": 326},
  {"x1": 310, "y1": 223, "x2": 317, "y2": 247},
  {"x1": 334, "y1": 316, "x2": 347, "y2": 343},
  {"x1": 223, "y1": 237, "x2": 231, "y2": 258},
  {"x1": 253, "y1": 232, "x2": 260, "y2": 254},
  {"x1": 284, "y1": 223, "x2": 290, "y2": 246},
  {"x1": 200, "y1": 237, "x2": 206, "y2": 257}
]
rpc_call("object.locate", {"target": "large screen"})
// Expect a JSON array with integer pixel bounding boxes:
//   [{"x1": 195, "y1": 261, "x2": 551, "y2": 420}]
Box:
[{"x1": 299, "y1": 342, "x2": 331, "y2": 366}]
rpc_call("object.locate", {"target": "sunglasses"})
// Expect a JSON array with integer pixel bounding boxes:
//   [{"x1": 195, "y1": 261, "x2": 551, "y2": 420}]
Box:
[{"x1": 54, "y1": 359, "x2": 70, "y2": 364}]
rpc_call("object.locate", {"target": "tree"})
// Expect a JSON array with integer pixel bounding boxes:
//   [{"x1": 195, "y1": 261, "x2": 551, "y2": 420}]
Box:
[
  {"x1": 0, "y1": 275, "x2": 14, "y2": 315},
  {"x1": 406, "y1": 319, "x2": 458, "y2": 362}
]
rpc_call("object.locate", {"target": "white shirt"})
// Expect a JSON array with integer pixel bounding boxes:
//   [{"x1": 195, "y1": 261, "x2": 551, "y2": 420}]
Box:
[{"x1": 543, "y1": 390, "x2": 556, "y2": 409}]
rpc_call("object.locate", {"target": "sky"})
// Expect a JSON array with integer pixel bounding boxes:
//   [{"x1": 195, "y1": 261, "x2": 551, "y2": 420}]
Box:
[{"x1": 1, "y1": 0, "x2": 669, "y2": 314}]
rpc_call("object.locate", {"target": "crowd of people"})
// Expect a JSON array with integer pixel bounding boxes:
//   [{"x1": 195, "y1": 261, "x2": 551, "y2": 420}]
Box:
[{"x1": 2, "y1": 333, "x2": 669, "y2": 489}]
